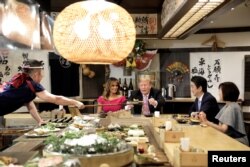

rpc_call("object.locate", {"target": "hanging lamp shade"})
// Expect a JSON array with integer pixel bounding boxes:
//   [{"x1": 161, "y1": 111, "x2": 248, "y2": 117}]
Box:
[{"x1": 53, "y1": 0, "x2": 136, "y2": 64}]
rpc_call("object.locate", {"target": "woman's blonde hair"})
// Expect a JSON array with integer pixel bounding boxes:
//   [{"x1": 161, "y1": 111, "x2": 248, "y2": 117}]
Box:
[{"x1": 102, "y1": 77, "x2": 121, "y2": 99}]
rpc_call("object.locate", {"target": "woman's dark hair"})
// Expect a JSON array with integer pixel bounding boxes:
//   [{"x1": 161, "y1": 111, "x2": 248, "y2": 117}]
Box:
[
  {"x1": 22, "y1": 59, "x2": 44, "y2": 74},
  {"x1": 103, "y1": 77, "x2": 121, "y2": 99},
  {"x1": 191, "y1": 76, "x2": 207, "y2": 93},
  {"x1": 219, "y1": 82, "x2": 239, "y2": 102}
]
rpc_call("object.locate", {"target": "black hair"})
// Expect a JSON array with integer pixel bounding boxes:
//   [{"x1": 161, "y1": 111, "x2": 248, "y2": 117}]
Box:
[
  {"x1": 219, "y1": 82, "x2": 239, "y2": 102},
  {"x1": 191, "y1": 76, "x2": 207, "y2": 93},
  {"x1": 22, "y1": 59, "x2": 44, "y2": 74}
]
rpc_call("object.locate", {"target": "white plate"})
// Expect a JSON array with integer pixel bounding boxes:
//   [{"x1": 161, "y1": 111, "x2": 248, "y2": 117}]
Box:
[
  {"x1": 34, "y1": 128, "x2": 61, "y2": 133},
  {"x1": 24, "y1": 132, "x2": 50, "y2": 138}
]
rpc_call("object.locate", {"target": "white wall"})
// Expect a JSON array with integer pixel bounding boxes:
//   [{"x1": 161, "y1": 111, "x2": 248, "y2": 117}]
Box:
[{"x1": 0, "y1": 49, "x2": 51, "y2": 91}]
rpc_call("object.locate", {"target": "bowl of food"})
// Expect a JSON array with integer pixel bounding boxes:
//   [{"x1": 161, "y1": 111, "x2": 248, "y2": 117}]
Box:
[
  {"x1": 190, "y1": 118, "x2": 201, "y2": 125},
  {"x1": 176, "y1": 118, "x2": 188, "y2": 124},
  {"x1": 43, "y1": 132, "x2": 134, "y2": 167}
]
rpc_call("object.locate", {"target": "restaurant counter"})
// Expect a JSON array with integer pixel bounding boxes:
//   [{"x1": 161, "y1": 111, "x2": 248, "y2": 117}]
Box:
[
  {"x1": 152, "y1": 116, "x2": 250, "y2": 167},
  {"x1": 2, "y1": 114, "x2": 250, "y2": 167}
]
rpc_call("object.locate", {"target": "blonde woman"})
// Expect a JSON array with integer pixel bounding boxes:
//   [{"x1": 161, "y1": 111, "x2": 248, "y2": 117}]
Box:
[{"x1": 97, "y1": 77, "x2": 126, "y2": 113}]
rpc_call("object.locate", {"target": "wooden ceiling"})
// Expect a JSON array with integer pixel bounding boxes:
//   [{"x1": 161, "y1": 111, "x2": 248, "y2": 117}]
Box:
[{"x1": 37, "y1": 0, "x2": 165, "y2": 13}]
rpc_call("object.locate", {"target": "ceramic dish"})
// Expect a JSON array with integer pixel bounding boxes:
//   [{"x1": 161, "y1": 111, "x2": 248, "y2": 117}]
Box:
[{"x1": 24, "y1": 131, "x2": 50, "y2": 138}]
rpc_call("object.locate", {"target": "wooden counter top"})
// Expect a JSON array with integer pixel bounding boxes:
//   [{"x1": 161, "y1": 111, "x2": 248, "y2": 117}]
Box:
[
  {"x1": 3, "y1": 140, "x2": 43, "y2": 152},
  {"x1": 161, "y1": 125, "x2": 250, "y2": 166},
  {"x1": 0, "y1": 151, "x2": 39, "y2": 165}
]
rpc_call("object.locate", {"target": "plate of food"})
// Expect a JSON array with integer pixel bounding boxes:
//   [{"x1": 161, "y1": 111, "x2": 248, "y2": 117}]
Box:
[
  {"x1": 35, "y1": 122, "x2": 61, "y2": 132},
  {"x1": 24, "y1": 131, "x2": 50, "y2": 138},
  {"x1": 0, "y1": 156, "x2": 18, "y2": 166},
  {"x1": 176, "y1": 118, "x2": 189, "y2": 124},
  {"x1": 55, "y1": 123, "x2": 68, "y2": 128},
  {"x1": 190, "y1": 118, "x2": 201, "y2": 125}
]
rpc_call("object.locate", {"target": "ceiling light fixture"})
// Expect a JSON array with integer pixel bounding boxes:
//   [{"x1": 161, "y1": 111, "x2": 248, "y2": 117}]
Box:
[
  {"x1": 53, "y1": 0, "x2": 136, "y2": 64},
  {"x1": 159, "y1": 0, "x2": 243, "y2": 39}
]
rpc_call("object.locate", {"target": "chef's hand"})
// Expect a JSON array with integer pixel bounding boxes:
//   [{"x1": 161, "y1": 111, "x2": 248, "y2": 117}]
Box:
[
  {"x1": 148, "y1": 98, "x2": 158, "y2": 107},
  {"x1": 38, "y1": 119, "x2": 47, "y2": 126},
  {"x1": 76, "y1": 101, "x2": 85, "y2": 109}
]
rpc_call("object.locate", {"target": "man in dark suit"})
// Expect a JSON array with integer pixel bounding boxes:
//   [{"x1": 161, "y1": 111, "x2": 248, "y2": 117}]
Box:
[
  {"x1": 190, "y1": 76, "x2": 219, "y2": 124},
  {"x1": 127, "y1": 75, "x2": 165, "y2": 115}
]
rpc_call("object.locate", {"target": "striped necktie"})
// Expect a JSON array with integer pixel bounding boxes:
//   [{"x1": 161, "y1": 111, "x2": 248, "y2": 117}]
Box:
[{"x1": 142, "y1": 94, "x2": 150, "y2": 115}]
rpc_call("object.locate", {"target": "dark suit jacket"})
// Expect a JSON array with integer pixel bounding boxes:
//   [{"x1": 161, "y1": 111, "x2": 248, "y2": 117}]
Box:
[
  {"x1": 190, "y1": 92, "x2": 220, "y2": 124},
  {"x1": 128, "y1": 88, "x2": 165, "y2": 115}
]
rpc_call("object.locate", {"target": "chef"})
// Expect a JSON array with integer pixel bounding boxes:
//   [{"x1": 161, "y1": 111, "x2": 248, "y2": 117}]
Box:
[{"x1": 0, "y1": 59, "x2": 84, "y2": 125}]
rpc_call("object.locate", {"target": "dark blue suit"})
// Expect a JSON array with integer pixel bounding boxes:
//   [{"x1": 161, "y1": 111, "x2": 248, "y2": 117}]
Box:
[
  {"x1": 128, "y1": 88, "x2": 165, "y2": 115},
  {"x1": 190, "y1": 92, "x2": 219, "y2": 124}
]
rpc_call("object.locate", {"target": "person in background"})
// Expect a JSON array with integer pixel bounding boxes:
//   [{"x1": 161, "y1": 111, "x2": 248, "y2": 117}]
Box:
[
  {"x1": 0, "y1": 59, "x2": 85, "y2": 125},
  {"x1": 127, "y1": 75, "x2": 165, "y2": 116},
  {"x1": 190, "y1": 76, "x2": 219, "y2": 124},
  {"x1": 97, "y1": 77, "x2": 126, "y2": 113},
  {"x1": 199, "y1": 82, "x2": 249, "y2": 146}
]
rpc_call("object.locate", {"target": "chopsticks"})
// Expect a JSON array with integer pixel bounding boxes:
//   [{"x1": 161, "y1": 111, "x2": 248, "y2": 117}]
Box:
[{"x1": 68, "y1": 101, "x2": 143, "y2": 108}]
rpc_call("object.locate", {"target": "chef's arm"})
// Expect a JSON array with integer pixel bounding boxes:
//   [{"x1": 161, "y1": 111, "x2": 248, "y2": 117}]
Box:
[
  {"x1": 26, "y1": 101, "x2": 44, "y2": 125},
  {"x1": 36, "y1": 90, "x2": 85, "y2": 109}
]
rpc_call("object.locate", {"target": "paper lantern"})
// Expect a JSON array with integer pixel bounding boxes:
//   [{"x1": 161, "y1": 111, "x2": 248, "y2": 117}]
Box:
[{"x1": 53, "y1": 0, "x2": 136, "y2": 64}]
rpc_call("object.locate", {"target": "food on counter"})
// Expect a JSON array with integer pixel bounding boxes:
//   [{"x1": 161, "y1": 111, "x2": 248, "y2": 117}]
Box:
[
  {"x1": 128, "y1": 129, "x2": 145, "y2": 137},
  {"x1": 134, "y1": 153, "x2": 161, "y2": 165},
  {"x1": 0, "y1": 156, "x2": 18, "y2": 166},
  {"x1": 129, "y1": 124, "x2": 142, "y2": 129},
  {"x1": 44, "y1": 131, "x2": 129, "y2": 155},
  {"x1": 190, "y1": 118, "x2": 201, "y2": 123},
  {"x1": 24, "y1": 131, "x2": 50, "y2": 138},
  {"x1": 33, "y1": 122, "x2": 61, "y2": 134},
  {"x1": 107, "y1": 123, "x2": 122, "y2": 131},
  {"x1": 71, "y1": 116, "x2": 100, "y2": 130},
  {"x1": 25, "y1": 156, "x2": 80, "y2": 167},
  {"x1": 125, "y1": 136, "x2": 149, "y2": 143},
  {"x1": 38, "y1": 156, "x2": 63, "y2": 167},
  {"x1": 176, "y1": 118, "x2": 189, "y2": 124}
]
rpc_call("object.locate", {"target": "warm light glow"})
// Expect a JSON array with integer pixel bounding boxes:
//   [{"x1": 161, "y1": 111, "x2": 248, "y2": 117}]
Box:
[
  {"x1": 53, "y1": 0, "x2": 136, "y2": 64},
  {"x1": 164, "y1": 0, "x2": 225, "y2": 38}
]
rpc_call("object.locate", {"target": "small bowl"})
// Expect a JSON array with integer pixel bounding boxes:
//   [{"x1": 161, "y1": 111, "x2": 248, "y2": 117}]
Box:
[{"x1": 176, "y1": 118, "x2": 188, "y2": 124}]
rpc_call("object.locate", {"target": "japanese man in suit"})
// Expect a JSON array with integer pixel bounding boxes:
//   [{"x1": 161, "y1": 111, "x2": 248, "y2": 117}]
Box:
[{"x1": 190, "y1": 76, "x2": 219, "y2": 124}]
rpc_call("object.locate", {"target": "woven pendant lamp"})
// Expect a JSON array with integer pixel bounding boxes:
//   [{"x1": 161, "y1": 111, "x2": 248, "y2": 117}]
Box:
[{"x1": 53, "y1": 0, "x2": 136, "y2": 64}]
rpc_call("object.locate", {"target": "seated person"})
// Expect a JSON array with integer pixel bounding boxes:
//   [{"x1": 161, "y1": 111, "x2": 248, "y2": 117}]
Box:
[
  {"x1": 190, "y1": 76, "x2": 219, "y2": 124},
  {"x1": 97, "y1": 77, "x2": 126, "y2": 113},
  {"x1": 199, "y1": 82, "x2": 249, "y2": 146},
  {"x1": 126, "y1": 75, "x2": 165, "y2": 116}
]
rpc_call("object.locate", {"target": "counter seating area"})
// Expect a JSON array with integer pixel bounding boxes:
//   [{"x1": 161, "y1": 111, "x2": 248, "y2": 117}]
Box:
[{"x1": 0, "y1": 114, "x2": 249, "y2": 166}]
